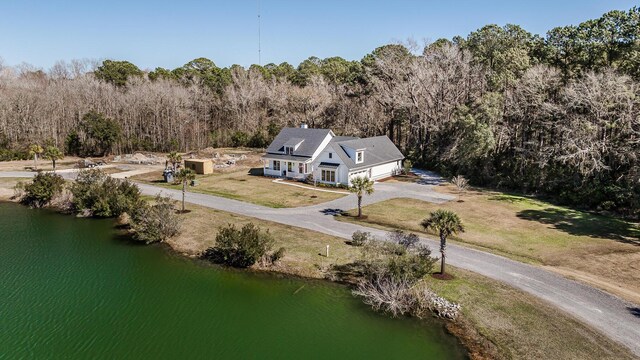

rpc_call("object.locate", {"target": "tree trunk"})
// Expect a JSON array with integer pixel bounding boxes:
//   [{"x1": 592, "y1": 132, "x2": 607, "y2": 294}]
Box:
[
  {"x1": 52, "y1": 160, "x2": 56, "y2": 172},
  {"x1": 33, "y1": 154, "x2": 37, "y2": 170},
  {"x1": 440, "y1": 233, "x2": 446, "y2": 275},
  {"x1": 357, "y1": 195, "x2": 362, "y2": 217},
  {"x1": 182, "y1": 180, "x2": 186, "y2": 212}
]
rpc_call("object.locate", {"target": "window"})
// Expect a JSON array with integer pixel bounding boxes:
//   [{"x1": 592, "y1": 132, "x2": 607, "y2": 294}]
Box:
[
  {"x1": 304, "y1": 163, "x2": 309, "y2": 173},
  {"x1": 356, "y1": 151, "x2": 363, "y2": 163},
  {"x1": 298, "y1": 163, "x2": 304, "y2": 173},
  {"x1": 285, "y1": 147, "x2": 293, "y2": 155},
  {"x1": 321, "y1": 170, "x2": 335, "y2": 182},
  {"x1": 328, "y1": 152, "x2": 332, "y2": 159},
  {"x1": 287, "y1": 162, "x2": 293, "y2": 172},
  {"x1": 273, "y1": 160, "x2": 280, "y2": 171}
]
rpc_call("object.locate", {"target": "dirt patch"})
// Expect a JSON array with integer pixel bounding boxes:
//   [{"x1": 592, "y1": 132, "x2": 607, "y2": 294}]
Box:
[{"x1": 432, "y1": 272, "x2": 455, "y2": 280}]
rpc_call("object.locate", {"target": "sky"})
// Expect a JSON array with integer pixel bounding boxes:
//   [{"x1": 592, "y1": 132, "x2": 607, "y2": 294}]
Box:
[{"x1": 0, "y1": 0, "x2": 637, "y2": 71}]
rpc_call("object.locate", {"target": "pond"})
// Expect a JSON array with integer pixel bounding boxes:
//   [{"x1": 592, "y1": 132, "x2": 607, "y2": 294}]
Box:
[{"x1": 0, "y1": 203, "x2": 466, "y2": 359}]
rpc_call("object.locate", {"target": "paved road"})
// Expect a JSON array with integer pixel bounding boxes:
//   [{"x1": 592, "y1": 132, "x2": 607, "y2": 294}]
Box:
[{"x1": 3, "y1": 170, "x2": 640, "y2": 356}]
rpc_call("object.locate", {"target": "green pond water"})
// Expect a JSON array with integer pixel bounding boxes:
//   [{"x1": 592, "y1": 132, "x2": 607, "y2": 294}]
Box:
[{"x1": 0, "y1": 203, "x2": 466, "y2": 359}]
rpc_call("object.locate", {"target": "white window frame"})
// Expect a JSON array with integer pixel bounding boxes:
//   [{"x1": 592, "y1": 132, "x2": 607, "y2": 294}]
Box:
[
  {"x1": 287, "y1": 162, "x2": 293, "y2": 172},
  {"x1": 321, "y1": 170, "x2": 336, "y2": 183},
  {"x1": 273, "y1": 160, "x2": 280, "y2": 171},
  {"x1": 356, "y1": 151, "x2": 363, "y2": 163}
]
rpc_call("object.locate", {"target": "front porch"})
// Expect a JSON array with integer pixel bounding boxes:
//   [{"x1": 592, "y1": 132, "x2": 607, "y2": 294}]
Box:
[{"x1": 263, "y1": 158, "x2": 312, "y2": 181}]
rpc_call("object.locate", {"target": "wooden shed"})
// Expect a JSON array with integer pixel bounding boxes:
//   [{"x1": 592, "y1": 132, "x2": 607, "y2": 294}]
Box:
[{"x1": 184, "y1": 159, "x2": 213, "y2": 174}]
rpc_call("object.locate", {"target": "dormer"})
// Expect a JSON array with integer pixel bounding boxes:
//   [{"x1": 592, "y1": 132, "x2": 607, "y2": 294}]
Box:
[
  {"x1": 282, "y1": 138, "x2": 304, "y2": 154},
  {"x1": 338, "y1": 139, "x2": 367, "y2": 164}
]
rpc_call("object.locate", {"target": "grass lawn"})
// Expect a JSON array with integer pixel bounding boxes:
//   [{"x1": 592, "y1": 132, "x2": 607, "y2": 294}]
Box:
[
  {"x1": 169, "y1": 203, "x2": 633, "y2": 359},
  {"x1": 338, "y1": 183, "x2": 640, "y2": 303},
  {"x1": 132, "y1": 168, "x2": 345, "y2": 208},
  {"x1": 424, "y1": 267, "x2": 635, "y2": 360},
  {"x1": 167, "y1": 203, "x2": 359, "y2": 278}
]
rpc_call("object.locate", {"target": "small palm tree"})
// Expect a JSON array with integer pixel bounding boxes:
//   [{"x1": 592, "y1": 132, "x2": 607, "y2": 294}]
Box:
[
  {"x1": 175, "y1": 168, "x2": 195, "y2": 212},
  {"x1": 421, "y1": 209, "x2": 464, "y2": 276},
  {"x1": 28, "y1": 144, "x2": 44, "y2": 171},
  {"x1": 167, "y1": 151, "x2": 182, "y2": 171},
  {"x1": 349, "y1": 176, "x2": 374, "y2": 218},
  {"x1": 43, "y1": 146, "x2": 64, "y2": 172}
]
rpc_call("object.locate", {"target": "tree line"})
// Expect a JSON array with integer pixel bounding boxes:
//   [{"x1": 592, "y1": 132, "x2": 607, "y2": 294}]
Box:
[{"x1": 0, "y1": 7, "x2": 638, "y2": 216}]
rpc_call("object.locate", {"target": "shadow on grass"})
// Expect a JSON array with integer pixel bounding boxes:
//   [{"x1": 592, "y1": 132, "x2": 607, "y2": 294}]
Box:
[
  {"x1": 517, "y1": 207, "x2": 640, "y2": 246},
  {"x1": 247, "y1": 168, "x2": 264, "y2": 176},
  {"x1": 329, "y1": 261, "x2": 366, "y2": 284},
  {"x1": 629, "y1": 307, "x2": 640, "y2": 318}
]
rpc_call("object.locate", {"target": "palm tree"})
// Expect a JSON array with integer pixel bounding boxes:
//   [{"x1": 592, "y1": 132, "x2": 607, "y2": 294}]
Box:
[
  {"x1": 175, "y1": 168, "x2": 195, "y2": 212},
  {"x1": 167, "y1": 151, "x2": 182, "y2": 171},
  {"x1": 42, "y1": 146, "x2": 64, "y2": 172},
  {"x1": 28, "y1": 144, "x2": 44, "y2": 171},
  {"x1": 349, "y1": 176, "x2": 374, "y2": 218},
  {"x1": 421, "y1": 209, "x2": 464, "y2": 276}
]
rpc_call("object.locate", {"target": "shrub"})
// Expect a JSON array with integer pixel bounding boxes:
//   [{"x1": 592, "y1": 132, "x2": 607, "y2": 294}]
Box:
[
  {"x1": 451, "y1": 175, "x2": 469, "y2": 191},
  {"x1": 351, "y1": 230, "x2": 372, "y2": 246},
  {"x1": 231, "y1": 131, "x2": 249, "y2": 147},
  {"x1": 21, "y1": 173, "x2": 65, "y2": 208},
  {"x1": 270, "y1": 247, "x2": 286, "y2": 264},
  {"x1": 402, "y1": 159, "x2": 413, "y2": 175},
  {"x1": 202, "y1": 223, "x2": 277, "y2": 268},
  {"x1": 387, "y1": 229, "x2": 419, "y2": 249},
  {"x1": 71, "y1": 169, "x2": 142, "y2": 217},
  {"x1": 359, "y1": 237, "x2": 437, "y2": 284},
  {"x1": 130, "y1": 195, "x2": 182, "y2": 244}
]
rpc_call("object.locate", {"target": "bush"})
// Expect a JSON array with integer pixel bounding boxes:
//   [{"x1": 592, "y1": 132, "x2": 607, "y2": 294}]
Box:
[
  {"x1": 387, "y1": 229, "x2": 419, "y2": 249},
  {"x1": 21, "y1": 173, "x2": 65, "y2": 208},
  {"x1": 270, "y1": 247, "x2": 286, "y2": 264},
  {"x1": 402, "y1": 159, "x2": 413, "y2": 175},
  {"x1": 71, "y1": 169, "x2": 142, "y2": 217},
  {"x1": 351, "y1": 230, "x2": 372, "y2": 246},
  {"x1": 130, "y1": 195, "x2": 182, "y2": 244},
  {"x1": 231, "y1": 131, "x2": 249, "y2": 147},
  {"x1": 202, "y1": 223, "x2": 278, "y2": 268},
  {"x1": 451, "y1": 175, "x2": 469, "y2": 191},
  {"x1": 359, "y1": 237, "x2": 437, "y2": 284}
]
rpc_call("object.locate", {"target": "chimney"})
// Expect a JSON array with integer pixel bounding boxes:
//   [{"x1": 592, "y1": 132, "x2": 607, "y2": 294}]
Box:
[{"x1": 300, "y1": 123, "x2": 308, "y2": 129}]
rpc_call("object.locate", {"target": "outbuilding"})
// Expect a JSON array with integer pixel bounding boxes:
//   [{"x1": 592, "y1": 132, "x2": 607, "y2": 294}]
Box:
[{"x1": 184, "y1": 159, "x2": 213, "y2": 174}]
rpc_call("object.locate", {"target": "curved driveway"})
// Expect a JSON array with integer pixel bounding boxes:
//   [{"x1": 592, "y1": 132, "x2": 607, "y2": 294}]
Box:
[{"x1": 3, "y1": 170, "x2": 639, "y2": 355}]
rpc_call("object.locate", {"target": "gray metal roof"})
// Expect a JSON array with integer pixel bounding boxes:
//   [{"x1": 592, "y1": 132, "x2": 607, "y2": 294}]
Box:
[
  {"x1": 318, "y1": 162, "x2": 340, "y2": 169},
  {"x1": 265, "y1": 128, "x2": 333, "y2": 157},
  {"x1": 262, "y1": 153, "x2": 313, "y2": 162},
  {"x1": 331, "y1": 135, "x2": 404, "y2": 171}
]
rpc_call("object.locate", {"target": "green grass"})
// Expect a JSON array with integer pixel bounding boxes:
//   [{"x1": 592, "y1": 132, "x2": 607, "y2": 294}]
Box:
[
  {"x1": 423, "y1": 267, "x2": 635, "y2": 360},
  {"x1": 132, "y1": 168, "x2": 345, "y2": 208},
  {"x1": 173, "y1": 203, "x2": 634, "y2": 359},
  {"x1": 338, "y1": 185, "x2": 640, "y2": 303}
]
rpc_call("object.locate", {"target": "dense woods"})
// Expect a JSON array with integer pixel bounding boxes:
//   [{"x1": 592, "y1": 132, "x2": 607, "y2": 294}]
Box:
[{"x1": 0, "y1": 7, "x2": 638, "y2": 216}]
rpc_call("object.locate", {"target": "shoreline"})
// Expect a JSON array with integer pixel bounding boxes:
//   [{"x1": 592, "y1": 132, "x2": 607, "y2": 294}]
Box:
[
  {"x1": 2, "y1": 182, "x2": 635, "y2": 359},
  {"x1": 0, "y1": 197, "x2": 488, "y2": 359}
]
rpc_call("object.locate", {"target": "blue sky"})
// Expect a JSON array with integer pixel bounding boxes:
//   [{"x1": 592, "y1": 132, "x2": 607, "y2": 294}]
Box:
[{"x1": 1, "y1": 0, "x2": 637, "y2": 70}]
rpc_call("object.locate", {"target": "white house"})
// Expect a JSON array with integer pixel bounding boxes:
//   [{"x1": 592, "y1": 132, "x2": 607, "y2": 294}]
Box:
[{"x1": 262, "y1": 125, "x2": 404, "y2": 186}]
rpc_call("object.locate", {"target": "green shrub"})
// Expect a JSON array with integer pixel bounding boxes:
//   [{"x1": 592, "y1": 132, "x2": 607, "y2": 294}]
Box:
[
  {"x1": 402, "y1": 159, "x2": 413, "y2": 174},
  {"x1": 130, "y1": 195, "x2": 182, "y2": 244},
  {"x1": 359, "y1": 238, "x2": 437, "y2": 284},
  {"x1": 231, "y1": 131, "x2": 249, "y2": 147},
  {"x1": 71, "y1": 169, "x2": 142, "y2": 217},
  {"x1": 21, "y1": 173, "x2": 65, "y2": 208},
  {"x1": 202, "y1": 223, "x2": 276, "y2": 268},
  {"x1": 351, "y1": 230, "x2": 372, "y2": 246}
]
